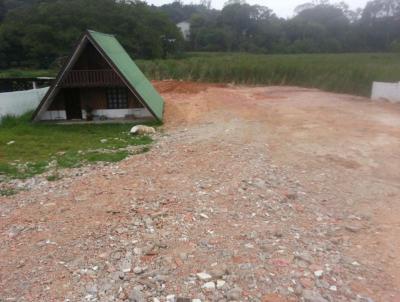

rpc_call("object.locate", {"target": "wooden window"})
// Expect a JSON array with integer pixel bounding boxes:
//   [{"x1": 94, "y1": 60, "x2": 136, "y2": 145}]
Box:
[{"x1": 107, "y1": 87, "x2": 128, "y2": 109}]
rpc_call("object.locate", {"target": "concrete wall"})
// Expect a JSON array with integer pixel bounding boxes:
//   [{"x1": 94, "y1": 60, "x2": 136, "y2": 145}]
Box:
[
  {"x1": 0, "y1": 87, "x2": 49, "y2": 118},
  {"x1": 40, "y1": 110, "x2": 67, "y2": 120},
  {"x1": 371, "y1": 82, "x2": 400, "y2": 103},
  {"x1": 40, "y1": 108, "x2": 152, "y2": 121},
  {"x1": 91, "y1": 108, "x2": 152, "y2": 119}
]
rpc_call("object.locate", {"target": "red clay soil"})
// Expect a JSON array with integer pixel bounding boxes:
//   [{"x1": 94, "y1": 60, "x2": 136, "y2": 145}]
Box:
[
  {"x1": 153, "y1": 80, "x2": 226, "y2": 94},
  {"x1": 1, "y1": 81, "x2": 400, "y2": 302}
]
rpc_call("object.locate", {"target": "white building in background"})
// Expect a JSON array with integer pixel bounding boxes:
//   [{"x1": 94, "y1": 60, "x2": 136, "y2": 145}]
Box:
[
  {"x1": 177, "y1": 21, "x2": 191, "y2": 41},
  {"x1": 371, "y1": 81, "x2": 400, "y2": 103}
]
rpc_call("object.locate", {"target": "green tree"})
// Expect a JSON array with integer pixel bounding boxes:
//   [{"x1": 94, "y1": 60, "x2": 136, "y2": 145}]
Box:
[
  {"x1": 359, "y1": 0, "x2": 400, "y2": 51},
  {"x1": 1, "y1": 0, "x2": 400, "y2": 67},
  {"x1": 362, "y1": 0, "x2": 400, "y2": 19},
  {"x1": 285, "y1": 3, "x2": 351, "y2": 53},
  {"x1": 0, "y1": 0, "x2": 182, "y2": 68},
  {"x1": 0, "y1": 0, "x2": 5, "y2": 23}
]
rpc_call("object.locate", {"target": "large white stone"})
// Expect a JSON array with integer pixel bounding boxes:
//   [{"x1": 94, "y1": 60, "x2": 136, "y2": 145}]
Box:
[
  {"x1": 196, "y1": 272, "x2": 212, "y2": 281},
  {"x1": 202, "y1": 281, "x2": 215, "y2": 290},
  {"x1": 130, "y1": 125, "x2": 156, "y2": 135},
  {"x1": 216, "y1": 280, "x2": 226, "y2": 289}
]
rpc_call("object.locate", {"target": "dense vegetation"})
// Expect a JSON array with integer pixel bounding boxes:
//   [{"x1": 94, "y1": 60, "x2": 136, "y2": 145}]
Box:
[
  {"x1": 136, "y1": 52, "x2": 400, "y2": 96},
  {"x1": 0, "y1": 0, "x2": 400, "y2": 69},
  {"x1": 159, "y1": 0, "x2": 400, "y2": 54},
  {"x1": 1, "y1": 52, "x2": 399, "y2": 96},
  {"x1": 0, "y1": 0, "x2": 183, "y2": 68},
  {"x1": 0, "y1": 112, "x2": 154, "y2": 180}
]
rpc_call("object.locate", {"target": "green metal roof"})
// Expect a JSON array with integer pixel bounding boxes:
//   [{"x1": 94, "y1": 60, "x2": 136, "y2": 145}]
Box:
[{"x1": 88, "y1": 30, "x2": 164, "y2": 121}]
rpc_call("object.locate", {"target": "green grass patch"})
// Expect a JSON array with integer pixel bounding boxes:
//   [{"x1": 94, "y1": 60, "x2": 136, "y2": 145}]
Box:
[
  {"x1": 46, "y1": 173, "x2": 62, "y2": 182},
  {"x1": 56, "y1": 152, "x2": 83, "y2": 169},
  {"x1": 0, "y1": 69, "x2": 56, "y2": 78},
  {"x1": 0, "y1": 161, "x2": 47, "y2": 179},
  {"x1": 0, "y1": 188, "x2": 18, "y2": 196},
  {"x1": 84, "y1": 150, "x2": 129, "y2": 163},
  {"x1": 136, "y1": 52, "x2": 400, "y2": 96},
  {"x1": 140, "y1": 146, "x2": 151, "y2": 154},
  {"x1": 0, "y1": 112, "x2": 154, "y2": 180}
]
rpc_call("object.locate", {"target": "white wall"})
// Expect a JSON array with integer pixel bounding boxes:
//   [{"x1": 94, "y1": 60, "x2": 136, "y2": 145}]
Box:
[
  {"x1": 91, "y1": 108, "x2": 152, "y2": 119},
  {"x1": 40, "y1": 108, "x2": 152, "y2": 121},
  {"x1": 177, "y1": 21, "x2": 190, "y2": 40},
  {"x1": 40, "y1": 110, "x2": 67, "y2": 120},
  {"x1": 0, "y1": 87, "x2": 49, "y2": 118},
  {"x1": 371, "y1": 82, "x2": 400, "y2": 103}
]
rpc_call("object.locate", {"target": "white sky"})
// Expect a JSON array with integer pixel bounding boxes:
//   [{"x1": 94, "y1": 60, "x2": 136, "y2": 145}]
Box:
[{"x1": 145, "y1": 0, "x2": 370, "y2": 18}]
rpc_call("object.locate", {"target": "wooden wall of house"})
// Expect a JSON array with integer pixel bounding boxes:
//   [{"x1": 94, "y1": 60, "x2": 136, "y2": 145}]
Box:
[
  {"x1": 81, "y1": 88, "x2": 144, "y2": 109},
  {"x1": 49, "y1": 91, "x2": 65, "y2": 110},
  {"x1": 48, "y1": 87, "x2": 144, "y2": 111},
  {"x1": 81, "y1": 88, "x2": 106, "y2": 109},
  {"x1": 73, "y1": 42, "x2": 110, "y2": 70},
  {"x1": 128, "y1": 90, "x2": 144, "y2": 108}
]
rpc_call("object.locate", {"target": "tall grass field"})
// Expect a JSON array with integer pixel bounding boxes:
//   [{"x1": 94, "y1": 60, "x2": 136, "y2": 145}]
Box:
[
  {"x1": 136, "y1": 52, "x2": 400, "y2": 96},
  {"x1": 1, "y1": 53, "x2": 399, "y2": 96}
]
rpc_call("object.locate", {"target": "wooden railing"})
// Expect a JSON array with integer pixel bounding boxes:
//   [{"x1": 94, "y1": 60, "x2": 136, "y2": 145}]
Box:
[{"x1": 61, "y1": 69, "x2": 123, "y2": 87}]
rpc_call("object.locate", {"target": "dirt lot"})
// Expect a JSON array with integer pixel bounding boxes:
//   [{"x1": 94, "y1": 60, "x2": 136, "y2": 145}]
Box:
[{"x1": 1, "y1": 81, "x2": 400, "y2": 302}]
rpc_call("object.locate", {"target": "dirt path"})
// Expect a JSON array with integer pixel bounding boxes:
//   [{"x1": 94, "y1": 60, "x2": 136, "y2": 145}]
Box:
[{"x1": 1, "y1": 81, "x2": 400, "y2": 302}]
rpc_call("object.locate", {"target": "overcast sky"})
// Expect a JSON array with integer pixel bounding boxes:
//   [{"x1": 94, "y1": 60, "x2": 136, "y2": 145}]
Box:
[{"x1": 145, "y1": 0, "x2": 370, "y2": 18}]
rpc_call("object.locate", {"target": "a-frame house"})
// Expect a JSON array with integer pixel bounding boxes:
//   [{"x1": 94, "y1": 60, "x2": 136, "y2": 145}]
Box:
[{"x1": 32, "y1": 30, "x2": 164, "y2": 122}]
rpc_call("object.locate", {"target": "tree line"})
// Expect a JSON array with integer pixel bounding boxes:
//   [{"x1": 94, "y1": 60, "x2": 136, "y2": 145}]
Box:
[
  {"x1": 161, "y1": 0, "x2": 400, "y2": 54},
  {"x1": 0, "y1": 0, "x2": 399, "y2": 69},
  {"x1": 0, "y1": 0, "x2": 183, "y2": 68}
]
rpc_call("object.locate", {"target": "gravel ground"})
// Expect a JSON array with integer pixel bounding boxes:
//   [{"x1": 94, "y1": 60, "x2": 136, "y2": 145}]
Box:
[{"x1": 1, "y1": 81, "x2": 400, "y2": 302}]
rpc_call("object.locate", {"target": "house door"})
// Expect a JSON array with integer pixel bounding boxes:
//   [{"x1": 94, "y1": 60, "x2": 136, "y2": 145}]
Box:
[{"x1": 64, "y1": 89, "x2": 82, "y2": 120}]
